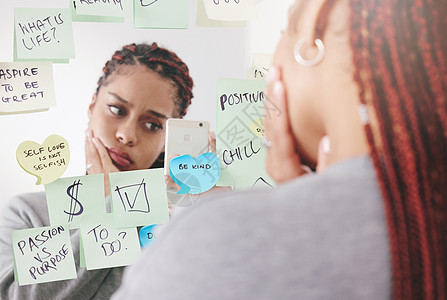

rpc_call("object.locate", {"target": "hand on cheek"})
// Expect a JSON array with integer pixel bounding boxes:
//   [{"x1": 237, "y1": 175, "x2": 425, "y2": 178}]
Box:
[
  {"x1": 264, "y1": 67, "x2": 307, "y2": 184},
  {"x1": 85, "y1": 130, "x2": 119, "y2": 195}
]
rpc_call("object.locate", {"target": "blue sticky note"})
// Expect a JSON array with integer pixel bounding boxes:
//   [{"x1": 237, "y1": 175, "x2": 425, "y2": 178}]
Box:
[
  {"x1": 169, "y1": 152, "x2": 221, "y2": 195},
  {"x1": 139, "y1": 225, "x2": 157, "y2": 248}
]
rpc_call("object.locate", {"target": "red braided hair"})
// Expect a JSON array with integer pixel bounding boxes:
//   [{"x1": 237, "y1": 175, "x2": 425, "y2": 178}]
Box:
[
  {"x1": 313, "y1": 0, "x2": 447, "y2": 299},
  {"x1": 97, "y1": 42, "x2": 194, "y2": 117}
]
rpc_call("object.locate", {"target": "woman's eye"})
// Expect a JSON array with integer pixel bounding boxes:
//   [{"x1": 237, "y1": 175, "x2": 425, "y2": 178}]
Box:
[
  {"x1": 108, "y1": 105, "x2": 124, "y2": 116},
  {"x1": 145, "y1": 122, "x2": 162, "y2": 131}
]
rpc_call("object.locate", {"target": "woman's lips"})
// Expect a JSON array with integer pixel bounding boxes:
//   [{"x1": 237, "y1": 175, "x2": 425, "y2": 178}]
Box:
[{"x1": 108, "y1": 148, "x2": 133, "y2": 169}]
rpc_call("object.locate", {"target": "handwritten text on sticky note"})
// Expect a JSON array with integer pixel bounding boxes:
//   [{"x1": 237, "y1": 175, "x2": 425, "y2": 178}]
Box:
[
  {"x1": 80, "y1": 214, "x2": 141, "y2": 270},
  {"x1": 169, "y1": 153, "x2": 221, "y2": 194},
  {"x1": 15, "y1": 8, "x2": 75, "y2": 60},
  {"x1": 216, "y1": 78, "x2": 274, "y2": 190},
  {"x1": 110, "y1": 168, "x2": 169, "y2": 228},
  {"x1": 16, "y1": 134, "x2": 70, "y2": 185},
  {"x1": 75, "y1": 0, "x2": 131, "y2": 18},
  {"x1": 12, "y1": 225, "x2": 77, "y2": 285},
  {"x1": 45, "y1": 174, "x2": 106, "y2": 229},
  {"x1": 0, "y1": 62, "x2": 56, "y2": 114}
]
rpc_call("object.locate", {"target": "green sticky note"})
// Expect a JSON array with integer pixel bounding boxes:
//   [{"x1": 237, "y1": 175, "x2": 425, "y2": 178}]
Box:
[
  {"x1": 196, "y1": 0, "x2": 246, "y2": 27},
  {"x1": 80, "y1": 214, "x2": 141, "y2": 270},
  {"x1": 203, "y1": 0, "x2": 257, "y2": 21},
  {"x1": 12, "y1": 225, "x2": 77, "y2": 286},
  {"x1": 74, "y1": 0, "x2": 131, "y2": 18},
  {"x1": 45, "y1": 174, "x2": 106, "y2": 229},
  {"x1": 134, "y1": 0, "x2": 188, "y2": 29},
  {"x1": 216, "y1": 78, "x2": 275, "y2": 190},
  {"x1": 109, "y1": 168, "x2": 169, "y2": 227},
  {"x1": 14, "y1": 8, "x2": 75, "y2": 61},
  {"x1": 13, "y1": 27, "x2": 70, "y2": 64},
  {"x1": 0, "y1": 61, "x2": 56, "y2": 114},
  {"x1": 71, "y1": 0, "x2": 124, "y2": 23}
]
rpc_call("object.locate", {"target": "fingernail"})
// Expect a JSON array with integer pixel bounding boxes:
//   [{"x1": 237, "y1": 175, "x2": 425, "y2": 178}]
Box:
[
  {"x1": 86, "y1": 130, "x2": 92, "y2": 138},
  {"x1": 210, "y1": 131, "x2": 216, "y2": 140},
  {"x1": 273, "y1": 81, "x2": 283, "y2": 98},
  {"x1": 266, "y1": 66, "x2": 279, "y2": 84},
  {"x1": 322, "y1": 136, "x2": 330, "y2": 154},
  {"x1": 92, "y1": 137, "x2": 99, "y2": 146}
]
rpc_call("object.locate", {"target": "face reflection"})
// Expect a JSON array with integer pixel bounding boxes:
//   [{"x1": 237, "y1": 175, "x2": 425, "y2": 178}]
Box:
[{"x1": 88, "y1": 64, "x2": 176, "y2": 171}]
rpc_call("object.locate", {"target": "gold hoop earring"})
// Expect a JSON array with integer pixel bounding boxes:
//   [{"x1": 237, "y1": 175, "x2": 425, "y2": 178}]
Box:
[{"x1": 294, "y1": 38, "x2": 325, "y2": 67}]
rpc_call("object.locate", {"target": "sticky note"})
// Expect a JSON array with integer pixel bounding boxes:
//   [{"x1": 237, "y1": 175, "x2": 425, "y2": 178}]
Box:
[
  {"x1": 169, "y1": 152, "x2": 221, "y2": 194},
  {"x1": 71, "y1": 0, "x2": 125, "y2": 22},
  {"x1": 134, "y1": 0, "x2": 188, "y2": 29},
  {"x1": 80, "y1": 214, "x2": 141, "y2": 270},
  {"x1": 74, "y1": 0, "x2": 131, "y2": 18},
  {"x1": 16, "y1": 134, "x2": 70, "y2": 185},
  {"x1": 12, "y1": 225, "x2": 77, "y2": 285},
  {"x1": 138, "y1": 224, "x2": 157, "y2": 248},
  {"x1": 0, "y1": 61, "x2": 56, "y2": 114},
  {"x1": 246, "y1": 53, "x2": 273, "y2": 80},
  {"x1": 196, "y1": 0, "x2": 246, "y2": 27},
  {"x1": 14, "y1": 8, "x2": 75, "y2": 61},
  {"x1": 216, "y1": 78, "x2": 275, "y2": 190},
  {"x1": 45, "y1": 174, "x2": 106, "y2": 229},
  {"x1": 109, "y1": 168, "x2": 169, "y2": 227},
  {"x1": 203, "y1": 0, "x2": 257, "y2": 21}
]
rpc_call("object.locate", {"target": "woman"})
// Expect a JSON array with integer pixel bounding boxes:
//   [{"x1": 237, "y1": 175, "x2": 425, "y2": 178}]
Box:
[
  {"x1": 0, "y1": 42, "x2": 194, "y2": 299},
  {"x1": 112, "y1": 0, "x2": 447, "y2": 299}
]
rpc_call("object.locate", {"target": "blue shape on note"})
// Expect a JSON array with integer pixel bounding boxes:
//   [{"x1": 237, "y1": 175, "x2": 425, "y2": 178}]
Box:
[
  {"x1": 169, "y1": 152, "x2": 221, "y2": 195},
  {"x1": 139, "y1": 225, "x2": 157, "y2": 248}
]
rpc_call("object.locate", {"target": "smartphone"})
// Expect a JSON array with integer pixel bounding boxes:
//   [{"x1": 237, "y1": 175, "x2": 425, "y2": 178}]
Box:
[{"x1": 164, "y1": 118, "x2": 210, "y2": 175}]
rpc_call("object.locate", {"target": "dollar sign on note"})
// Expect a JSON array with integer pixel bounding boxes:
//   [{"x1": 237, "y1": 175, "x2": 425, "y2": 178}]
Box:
[{"x1": 64, "y1": 179, "x2": 84, "y2": 222}]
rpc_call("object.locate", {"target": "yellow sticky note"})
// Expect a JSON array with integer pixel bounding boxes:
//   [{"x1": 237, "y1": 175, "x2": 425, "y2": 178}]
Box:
[
  {"x1": 0, "y1": 61, "x2": 56, "y2": 114},
  {"x1": 246, "y1": 53, "x2": 272, "y2": 80},
  {"x1": 196, "y1": 0, "x2": 246, "y2": 27},
  {"x1": 16, "y1": 134, "x2": 70, "y2": 185},
  {"x1": 203, "y1": 0, "x2": 257, "y2": 21}
]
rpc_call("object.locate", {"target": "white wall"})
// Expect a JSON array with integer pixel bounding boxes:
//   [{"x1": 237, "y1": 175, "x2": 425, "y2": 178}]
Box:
[{"x1": 0, "y1": 0, "x2": 292, "y2": 209}]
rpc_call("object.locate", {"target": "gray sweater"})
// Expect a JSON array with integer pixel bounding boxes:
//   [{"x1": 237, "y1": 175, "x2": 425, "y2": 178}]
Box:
[
  {"x1": 112, "y1": 155, "x2": 391, "y2": 300},
  {"x1": 0, "y1": 192, "x2": 124, "y2": 300}
]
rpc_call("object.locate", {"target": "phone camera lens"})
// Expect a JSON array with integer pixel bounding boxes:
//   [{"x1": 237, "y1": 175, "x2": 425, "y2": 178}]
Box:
[{"x1": 199, "y1": 123, "x2": 203, "y2": 127}]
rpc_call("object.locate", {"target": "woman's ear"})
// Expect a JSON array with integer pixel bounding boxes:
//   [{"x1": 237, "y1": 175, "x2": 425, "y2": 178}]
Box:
[
  {"x1": 288, "y1": 0, "x2": 340, "y2": 51},
  {"x1": 88, "y1": 94, "x2": 97, "y2": 118}
]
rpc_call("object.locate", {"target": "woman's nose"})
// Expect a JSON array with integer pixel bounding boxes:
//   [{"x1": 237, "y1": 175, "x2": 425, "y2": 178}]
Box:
[{"x1": 116, "y1": 120, "x2": 137, "y2": 146}]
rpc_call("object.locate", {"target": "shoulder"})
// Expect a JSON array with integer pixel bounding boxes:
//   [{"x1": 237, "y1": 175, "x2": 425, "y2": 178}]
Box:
[
  {"x1": 117, "y1": 156, "x2": 390, "y2": 299},
  {"x1": 0, "y1": 191, "x2": 49, "y2": 229},
  {"x1": 171, "y1": 155, "x2": 384, "y2": 233}
]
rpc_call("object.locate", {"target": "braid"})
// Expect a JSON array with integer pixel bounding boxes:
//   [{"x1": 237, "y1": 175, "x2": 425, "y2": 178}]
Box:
[
  {"x1": 96, "y1": 42, "x2": 194, "y2": 117},
  {"x1": 342, "y1": 0, "x2": 447, "y2": 299}
]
